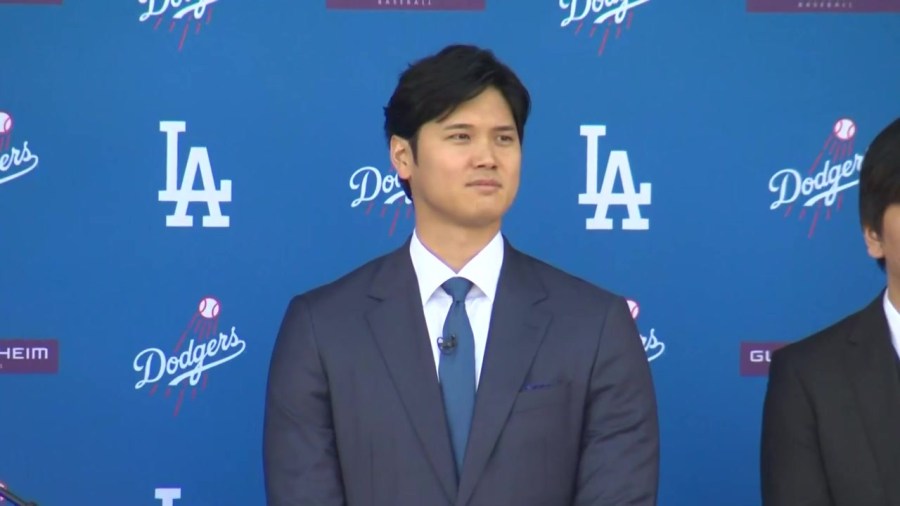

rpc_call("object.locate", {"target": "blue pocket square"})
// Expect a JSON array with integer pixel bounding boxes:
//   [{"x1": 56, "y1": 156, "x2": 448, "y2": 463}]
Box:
[{"x1": 521, "y1": 382, "x2": 553, "y2": 391}]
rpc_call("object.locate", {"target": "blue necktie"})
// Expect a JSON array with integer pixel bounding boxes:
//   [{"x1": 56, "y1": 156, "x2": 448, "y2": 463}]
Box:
[{"x1": 439, "y1": 277, "x2": 476, "y2": 477}]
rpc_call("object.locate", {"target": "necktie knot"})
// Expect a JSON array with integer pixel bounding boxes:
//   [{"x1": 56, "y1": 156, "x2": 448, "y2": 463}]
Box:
[{"x1": 441, "y1": 277, "x2": 473, "y2": 304}]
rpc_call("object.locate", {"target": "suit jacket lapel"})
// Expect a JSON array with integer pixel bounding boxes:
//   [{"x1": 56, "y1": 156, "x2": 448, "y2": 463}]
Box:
[
  {"x1": 846, "y1": 290, "x2": 900, "y2": 504},
  {"x1": 457, "y1": 240, "x2": 552, "y2": 506},
  {"x1": 365, "y1": 239, "x2": 458, "y2": 504}
]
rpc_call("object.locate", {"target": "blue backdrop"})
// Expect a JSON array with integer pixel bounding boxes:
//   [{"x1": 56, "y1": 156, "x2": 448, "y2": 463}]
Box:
[{"x1": 1, "y1": 1, "x2": 898, "y2": 504}]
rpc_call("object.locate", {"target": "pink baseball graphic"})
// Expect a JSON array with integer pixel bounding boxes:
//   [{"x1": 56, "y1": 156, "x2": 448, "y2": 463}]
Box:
[
  {"x1": 782, "y1": 118, "x2": 858, "y2": 238},
  {"x1": 626, "y1": 298, "x2": 640, "y2": 320},
  {"x1": 198, "y1": 296, "x2": 220, "y2": 318},
  {"x1": 0, "y1": 111, "x2": 13, "y2": 151},
  {"x1": 833, "y1": 118, "x2": 856, "y2": 141},
  {"x1": 147, "y1": 296, "x2": 221, "y2": 416}
]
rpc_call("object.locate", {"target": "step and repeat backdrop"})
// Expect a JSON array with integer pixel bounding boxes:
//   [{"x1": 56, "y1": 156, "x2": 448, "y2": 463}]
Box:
[{"x1": 2, "y1": 1, "x2": 898, "y2": 504}]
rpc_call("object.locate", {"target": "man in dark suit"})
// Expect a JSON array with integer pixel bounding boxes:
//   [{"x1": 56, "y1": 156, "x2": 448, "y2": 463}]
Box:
[
  {"x1": 263, "y1": 44, "x2": 659, "y2": 506},
  {"x1": 761, "y1": 117, "x2": 900, "y2": 506}
]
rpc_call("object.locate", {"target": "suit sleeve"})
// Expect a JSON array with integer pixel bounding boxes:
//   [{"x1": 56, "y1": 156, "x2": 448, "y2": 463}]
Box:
[
  {"x1": 263, "y1": 295, "x2": 347, "y2": 506},
  {"x1": 574, "y1": 296, "x2": 660, "y2": 506},
  {"x1": 760, "y1": 349, "x2": 832, "y2": 506}
]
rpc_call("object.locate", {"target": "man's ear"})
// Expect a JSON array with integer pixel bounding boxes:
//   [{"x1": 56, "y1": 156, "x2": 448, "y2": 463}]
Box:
[
  {"x1": 390, "y1": 135, "x2": 413, "y2": 181},
  {"x1": 864, "y1": 225, "x2": 886, "y2": 261}
]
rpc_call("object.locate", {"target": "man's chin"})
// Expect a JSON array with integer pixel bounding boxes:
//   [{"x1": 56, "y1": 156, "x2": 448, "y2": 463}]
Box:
[{"x1": 457, "y1": 213, "x2": 507, "y2": 231}]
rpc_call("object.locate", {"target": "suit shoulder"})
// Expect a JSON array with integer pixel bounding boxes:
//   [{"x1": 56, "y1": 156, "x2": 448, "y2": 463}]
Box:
[
  {"x1": 518, "y1": 250, "x2": 622, "y2": 306},
  {"x1": 287, "y1": 249, "x2": 392, "y2": 309},
  {"x1": 772, "y1": 305, "x2": 867, "y2": 369}
]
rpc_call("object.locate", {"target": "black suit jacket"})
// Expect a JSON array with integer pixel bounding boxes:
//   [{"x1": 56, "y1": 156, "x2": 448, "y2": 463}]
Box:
[
  {"x1": 263, "y1": 236, "x2": 659, "y2": 506},
  {"x1": 761, "y1": 290, "x2": 900, "y2": 506}
]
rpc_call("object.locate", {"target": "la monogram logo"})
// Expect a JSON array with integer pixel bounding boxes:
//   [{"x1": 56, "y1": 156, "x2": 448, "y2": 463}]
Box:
[
  {"x1": 157, "y1": 121, "x2": 232, "y2": 228},
  {"x1": 577, "y1": 124, "x2": 651, "y2": 230},
  {"x1": 154, "y1": 488, "x2": 181, "y2": 506}
]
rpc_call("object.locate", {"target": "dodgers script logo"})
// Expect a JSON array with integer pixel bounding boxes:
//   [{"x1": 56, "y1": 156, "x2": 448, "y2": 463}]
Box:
[
  {"x1": 578, "y1": 124, "x2": 651, "y2": 231},
  {"x1": 0, "y1": 111, "x2": 40, "y2": 187},
  {"x1": 626, "y1": 298, "x2": 664, "y2": 362},
  {"x1": 133, "y1": 297, "x2": 247, "y2": 416},
  {"x1": 157, "y1": 120, "x2": 232, "y2": 228},
  {"x1": 349, "y1": 165, "x2": 413, "y2": 236},
  {"x1": 559, "y1": 0, "x2": 651, "y2": 56},
  {"x1": 138, "y1": 0, "x2": 216, "y2": 51},
  {"x1": 767, "y1": 118, "x2": 863, "y2": 238}
]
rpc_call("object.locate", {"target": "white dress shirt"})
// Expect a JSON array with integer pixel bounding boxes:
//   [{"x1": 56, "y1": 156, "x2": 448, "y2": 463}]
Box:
[
  {"x1": 883, "y1": 289, "x2": 900, "y2": 360},
  {"x1": 408, "y1": 229, "x2": 504, "y2": 389}
]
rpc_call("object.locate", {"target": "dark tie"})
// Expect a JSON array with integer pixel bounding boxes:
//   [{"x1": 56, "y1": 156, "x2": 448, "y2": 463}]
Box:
[{"x1": 439, "y1": 276, "x2": 476, "y2": 477}]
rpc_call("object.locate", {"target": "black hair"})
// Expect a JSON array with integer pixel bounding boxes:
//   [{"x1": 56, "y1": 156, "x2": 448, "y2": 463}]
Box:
[
  {"x1": 383, "y1": 44, "x2": 531, "y2": 200},
  {"x1": 859, "y1": 117, "x2": 900, "y2": 270}
]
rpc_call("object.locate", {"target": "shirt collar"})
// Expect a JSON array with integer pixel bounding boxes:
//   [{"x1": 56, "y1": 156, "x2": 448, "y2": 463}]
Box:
[
  {"x1": 883, "y1": 289, "x2": 900, "y2": 355},
  {"x1": 409, "y1": 229, "x2": 504, "y2": 305},
  {"x1": 884, "y1": 290, "x2": 900, "y2": 346}
]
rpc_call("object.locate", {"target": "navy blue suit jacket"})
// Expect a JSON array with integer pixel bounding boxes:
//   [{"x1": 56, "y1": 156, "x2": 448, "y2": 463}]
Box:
[{"x1": 263, "y1": 237, "x2": 659, "y2": 505}]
